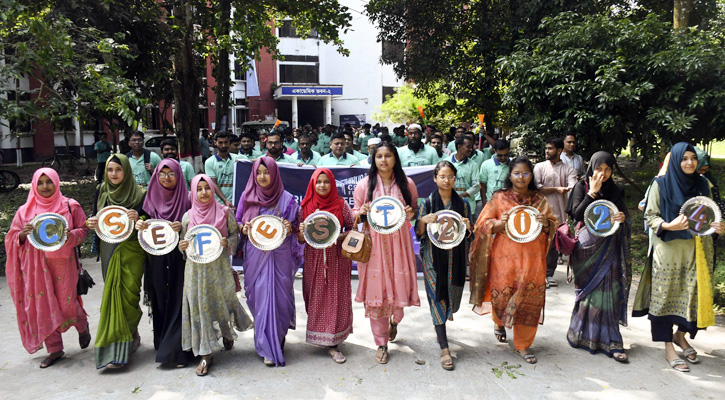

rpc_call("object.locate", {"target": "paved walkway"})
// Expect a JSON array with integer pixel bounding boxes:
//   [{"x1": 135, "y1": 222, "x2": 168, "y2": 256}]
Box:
[{"x1": 0, "y1": 259, "x2": 723, "y2": 399}]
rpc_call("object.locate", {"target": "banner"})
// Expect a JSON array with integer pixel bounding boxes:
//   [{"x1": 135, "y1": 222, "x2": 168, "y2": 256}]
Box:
[{"x1": 232, "y1": 161, "x2": 437, "y2": 272}]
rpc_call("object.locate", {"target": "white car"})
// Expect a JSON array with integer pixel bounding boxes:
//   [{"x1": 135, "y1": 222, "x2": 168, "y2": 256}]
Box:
[{"x1": 144, "y1": 134, "x2": 213, "y2": 157}]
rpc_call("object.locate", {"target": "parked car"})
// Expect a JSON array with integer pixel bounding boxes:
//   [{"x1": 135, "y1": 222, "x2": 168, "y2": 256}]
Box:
[{"x1": 144, "y1": 134, "x2": 213, "y2": 158}]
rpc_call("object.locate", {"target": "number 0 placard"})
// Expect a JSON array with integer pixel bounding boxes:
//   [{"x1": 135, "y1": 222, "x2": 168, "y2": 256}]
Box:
[
  {"x1": 584, "y1": 200, "x2": 621, "y2": 237},
  {"x1": 505, "y1": 205, "x2": 542, "y2": 243},
  {"x1": 680, "y1": 196, "x2": 721, "y2": 237}
]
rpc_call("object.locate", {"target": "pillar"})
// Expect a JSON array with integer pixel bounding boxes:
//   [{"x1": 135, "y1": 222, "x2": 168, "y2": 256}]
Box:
[
  {"x1": 325, "y1": 96, "x2": 332, "y2": 125},
  {"x1": 291, "y1": 96, "x2": 298, "y2": 128}
]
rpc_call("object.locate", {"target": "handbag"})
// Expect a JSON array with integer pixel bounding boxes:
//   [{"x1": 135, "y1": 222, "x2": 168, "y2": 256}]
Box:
[
  {"x1": 553, "y1": 222, "x2": 578, "y2": 256},
  {"x1": 68, "y1": 201, "x2": 95, "y2": 295},
  {"x1": 341, "y1": 214, "x2": 372, "y2": 263}
]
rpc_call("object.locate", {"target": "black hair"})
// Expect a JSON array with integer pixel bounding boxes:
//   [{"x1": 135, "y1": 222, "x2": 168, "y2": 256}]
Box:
[
  {"x1": 546, "y1": 136, "x2": 564, "y2": 150},
  {"x1": 434, "y1": 160, "x2": 457, "y2": 177},
  {"x1": 503, "y1": 157, "x2": 538, "y2": 192},
  {"x1": 240, "y1": 131, "x2": 254, "y2": 141},
  {"x1": 444, "y1": 132, "x2": 454, "y2": 143},
  {"x1": 267, "y1": 130, "x2": 282, "y2": 141},
  {"x1": 298, "y1": 133, "x2": 311, "y2": 143},
  {"x1": 455, "y1": 135, "x2": 472, "y2": 150},
  {"x1": 564, "y1": 133, "x2": 576, "y2": 140},
  {"x1": 430, "y1": 133, "x2": 443, "y2": 142},
  {"x1": 129, "y1": 130, "x2": 144, "y2": 139},
  {"x1": 331, "y1": 132, "x2": 346, "y2": 142},
  {"x1": 161, "y1": 138, "x2": 178, "y2": 150},
  {"x1": 230, "y1": 134, "x2": 241, "y2": 144},
  {"x1": 367, "y1": 142, "x2": 413, "y2": 206},
  {"x1": 363, "y1": 123, "x2": 372, "y2": 129},
  {"x1": 494, "y1": 139, "x2": 510, "y2": 151},
  {"x1": 379, "y1": 134, "x2": 393, "y2": 143},
  {"x1": 342, "y1": 130, "x2": 354, "y2": 140},
  {"x1": 214, "y1": 131, "x2": 230, "y2": 141}
]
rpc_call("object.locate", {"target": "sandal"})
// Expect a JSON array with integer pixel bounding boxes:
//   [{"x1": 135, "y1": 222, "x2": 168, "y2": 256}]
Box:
[
  {"x1": 196, "y1": 356, "x2": 213, "y2": 376},
  {"x1": 328, "y1": 347, "x2": 347, "y2": 364},
  {"x1": 613, "y1": 352, "x2": 628, "y2": 363},
  {"x1": 130, "y1": 332, "x2": 141, "y2": 354},
  {"x1": 668, "y1": 357, "x2": 690, "y2": 372},
  {"x1": 494, "y1": 326, "x2": 507, "y2": 343},
  {"x1": 375, "y1": 346, "x2": 389, "y2": 364},
  {"x1": 673, "y1": 338, "x2": 699, "y2": 364},
  {"x1": 440, "y1": 348, "x2": 454, "y2": 371},
  {"x1": 388, "y1": 317, "x2": 398, "y2": 342},
  {"x1": 79, "y1": 323, "x2": 91, "y2": 349},
  {"x1": 39, "y1": 351, "x2": 64, "y2": 369},
  {"x1": 223, "y1": 337, "x2": 234, "y2": 351},
  {"x1": 263, "y1": 357, "x2": 275, "y2": 366},
  {"x1": 516, "y1": 350, "x2": 537, "y2": 364}
]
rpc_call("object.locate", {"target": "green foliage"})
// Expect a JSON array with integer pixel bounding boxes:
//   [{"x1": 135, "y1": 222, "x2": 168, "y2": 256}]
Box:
[
  {"x1": 372, "y1": 84, "x2": 464, "y2": 130},
  {"x1": 499, "y1": 12, "x2": 725, "y2": 161}
]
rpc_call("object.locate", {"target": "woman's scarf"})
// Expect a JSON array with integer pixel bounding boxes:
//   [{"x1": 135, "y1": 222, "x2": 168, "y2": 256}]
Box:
[
  {"x1": 96, "y1": 154, "x2": 146, "y2": 211},
  {"x1": 428, "y1": 189, "x2": 467, "y2": 306},
  {"x1": 189, "y1": 174, "x2": 228, "y2": 236},
  {"x1": 655, "y1": 142, "x2": 710, "y2": 242},
  {"x1": 566, "y1": 151, "x2": 626, "y2": 217},
  {"x1": 19, "y1": 168, "x2": 68, "y2": 222},
  {"x1": 143, "y1": 159, "x2": 190, "y2": 222},
  {"x1": 239, "y1": 156, "x2": 284, "y2": 224},
  {"x1": 694, "y1": 145, "x2": 718, "y2": 187},
  {"x1": 300, "y1": 168, "x2": 344, "y2": 226}
]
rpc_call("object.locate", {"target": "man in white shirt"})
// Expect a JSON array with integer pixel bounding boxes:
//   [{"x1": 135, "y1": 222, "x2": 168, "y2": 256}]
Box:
[{"x1": 561, "y1": 134, "x2": 586, "y2": 179}]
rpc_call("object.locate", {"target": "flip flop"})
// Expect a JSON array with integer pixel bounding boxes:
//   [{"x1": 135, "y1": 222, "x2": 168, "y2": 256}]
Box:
[
  {"x1": 613, "y1": 352, "x2": 628, "y2": 363},
  {"x1": 494, "y1": 326, "x2": 507, "y2": 343},
  {"x1": 376, "y1": 346, "x2": 389, "y2": 364},
  {"x1": 328, "y1": 348, "x2": 347, "y2": 364},
  {"x1": 79, "y1": 323, "x2": 91, "y2": 349},
  {"x1": 681, "y1": 347, "x2": 699, "y2": 364},
  {"x1": 516, "y1": 350, "x2": 537, "y2": 364},
  {"x1": 668, "y1": 358, "x2": 690, "y2": 372},
  {"x1": 39, "y1": 351, "x2": 64, "y2": 369},
  {"x1": 196, "y1": 357, "x2": 213, "y2": 376},
  {"x1": 440, "y1": 348, "x2": 454, "y2": 371}
]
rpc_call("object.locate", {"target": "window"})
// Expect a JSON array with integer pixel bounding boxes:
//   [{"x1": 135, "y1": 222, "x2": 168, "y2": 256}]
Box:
[
  {"x1": 234, "y1": 61, "x2": 246, "y2": 81},
  {"x1": 278, "y1": 20, "x2": 318, "y2": 39},
  {"x1": 141, "y1": 108, "x2": 160, "y2": 131},
  {"x1": 382, "y1": 86, "x2": 397, "y2": 102},
  {"x1": 382, "y1": 40, "x2": 404, "y2": 65},
  {"x1": 281, "y1": 55, "x2": 319, "y2": 62},
  {"x1": 279, "y1": 64, "x2": 319, "y2": 84}
]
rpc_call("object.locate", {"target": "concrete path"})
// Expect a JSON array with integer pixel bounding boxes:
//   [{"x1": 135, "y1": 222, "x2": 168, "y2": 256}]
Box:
[{"x1": 0, "y1": 259, "x2": 723, "y2": 399}]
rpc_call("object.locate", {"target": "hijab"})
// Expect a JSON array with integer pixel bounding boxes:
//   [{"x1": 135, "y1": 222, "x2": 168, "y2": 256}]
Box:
[
  {"x1": 189, "y1": 174, "x2": 228, "y2": 236},
  {"x1": 655, "y1": 142, "x2": 710, "y2": 242},
  {"x1": 143, "y1": 159, "x2": 190, "y2": 222},
  {"x1": 587, "y1": 151, "x2": 624, "y2": 205},
  {"x1": 694, "y1": 146, "x2": 718, "y2": 186},
  {"x1": 239, "y1": 156, "x2": 284, "y2": 224},
  {"x1": 19, "y1": 168, "x2": 67, "y2": 222},
  {"x1": 300, "y1": 168, "x2": 344, "y2": 226},
  {"x1": 96, "y1": 154, "x2": 146, "y2": 211}
]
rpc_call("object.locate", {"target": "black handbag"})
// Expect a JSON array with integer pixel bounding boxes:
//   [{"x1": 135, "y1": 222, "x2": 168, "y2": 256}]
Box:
[{"x1": 68, "y1": 202, "x2": 95, "y2": 295}]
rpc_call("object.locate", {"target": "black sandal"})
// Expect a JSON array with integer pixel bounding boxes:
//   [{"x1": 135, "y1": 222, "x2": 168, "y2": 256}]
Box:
[
  {"x1": 388, "y1": 317, "x2": 398, "y2": 342},
  {"x1": 494, "y1": 326, "x2": 507, "y2": 343},
  {"x1": 79, "y1": 323, "x2": 91, "y2": 349},
  {"x1": 40, "y1": 351, "x2": 64, "y2": 369}
]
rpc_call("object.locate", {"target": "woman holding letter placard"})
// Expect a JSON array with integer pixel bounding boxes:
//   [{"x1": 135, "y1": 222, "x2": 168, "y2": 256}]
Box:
[
  {"x1": 633, "y1": 142, "x2": 723, "y2": 372},
  {"x1": 469, "y1": 157, "x2": 556, "y2": 365},
  {"x1": 565, "y1": 151, "x2": 631, "y2": 362},
  {"x1": 5, "y1": 168, "x2": 90, "y2": 368},
  {"x1": 416, "y1": 160, "x2": 473, "y2": 371},
  {"x1": 178, "y1": 174, "x2": 252, "y2": 376},
  {"x1": 353, "y1": 141, "x2": 420, "y2": 364},
  {"x1": 296, "y1": 168, "x2": 354, "y2": 364},
  {"x1": 237, "y1": 156, "x2": 302, "y2": 367},
  {"x1": 86, "y1": 155, "x2": 147, "y2": 369},
  {"x1": 136, "y1": 159, "x2": 193, "y2": 367}
]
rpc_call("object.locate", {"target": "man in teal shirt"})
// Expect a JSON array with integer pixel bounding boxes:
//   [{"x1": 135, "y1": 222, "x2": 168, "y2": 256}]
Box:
[
  {"x1": 264, "y1": 131, "x2": 295, "y2": 164},
  {"x1": 316, "y1": 125, "x2": 334, "y2": 155},
  {"x1": 204, "y1": 131, "x2": 240, "y2": 207},
  {"x1": 358, "y1": 123, "x2": 375, "y2": 155},
  {"x1": 398, "y1": 124, "x2": 437, "y2": 167},
  {"x1": 283, "y1": 128, "x2": 298, "y2": 153},
  {"x1": 392, "y1": 125, "x2": 408, "y2": 148},
  {"x1": 293, "y1": 134, "x2": 321, "y2": 166},
  {"x1": 161, "y1": 138, "x2": 195, "y2": 189},
  {"x1": 127, "y1": 130, "x2": 162, "y2": 187},
  {"x1": 238, "y1": 132, "x2": 263, "y2": 160},
  {"x1": 343, "y1": 131, "x2": 367, "y2": 161},
  {"x1": 480, "y1": 139, "x2": 511, "y2": 204},
  {"x1": 428, "y1": 133, "x2": 448, "y2": 163},
  {"x1": 318, "y1": 132, "x2": 359, "y2": 166},
  {"x1": 449, "y1": 136, "x2": 482, "y2": 201},
  {"x1": 447, "y1": 126, "x2": 466, "y2": 153}
]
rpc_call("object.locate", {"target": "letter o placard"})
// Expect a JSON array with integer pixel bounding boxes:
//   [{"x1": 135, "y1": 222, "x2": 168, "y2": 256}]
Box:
[
  {"x1": 138, "y1": 219, "x2": 179, "y2": 255},
  {"x1": 28, "y1": 212, "x2": 69, "y2": 251},
  {"x1": 680, "y1": 196, "x2": 722, "y2": 237},
  {"x1": 505, "y1": 205, "x2": 542, "y2": 243},
  {"x1": 184, "y1": 224, "x2": 224, "y2": 263},
  {"x1": 95, "y1": 206, "x2": 133, "y2": 243},
  {"x1": 249, "y1": 215, "x2": 287, "y2": 251},
  {"x1": 303, "y1": 211, "x2": 341, "y2": 249}
]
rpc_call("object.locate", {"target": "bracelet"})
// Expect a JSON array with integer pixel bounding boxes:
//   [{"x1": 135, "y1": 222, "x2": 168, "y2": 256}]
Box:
[{"x1": 85, "y1": 220, "x2": 90, "y2": 228}]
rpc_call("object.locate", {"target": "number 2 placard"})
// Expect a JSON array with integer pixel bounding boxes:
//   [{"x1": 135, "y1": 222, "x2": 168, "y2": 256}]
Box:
[{"x1": 584, "y1": 200, "x2": 620, "y2": 237}]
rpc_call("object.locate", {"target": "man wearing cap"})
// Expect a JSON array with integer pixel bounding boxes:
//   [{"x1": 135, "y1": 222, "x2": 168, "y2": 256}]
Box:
[
  {"x1": 398, "y1": 123, "x2": 438, "y2": 167},
  {"x1": 359, "y1": 137, "x2": 381, "y2": 167}
]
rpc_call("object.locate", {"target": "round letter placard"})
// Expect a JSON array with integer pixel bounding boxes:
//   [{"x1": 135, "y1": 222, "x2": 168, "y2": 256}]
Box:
[
  {"x1": 95, "y1": 206, "x2": 133, "y2": 243},
  {"x1": 138, "y1": 219, "x2": 179, "y2": 256},
  {"x1": 184, "y1": 224, "x2": 224, "y2": 263},
  {"x1": 680, "y1": 196, "x2": 721, "y2": 236},
  {"x1": 368, "y1": 196, "x2": 406, "y2": 234},
  {"x1": 303, "y1": 211, "x2": 341, "y2": 249},
  {"x1": 505, "y1": 205, "x2": 542, "y2": 243},
  {"x1": 249, "y1": 215, "x2": 287, "y2": 251},
  {"x1": 28, "y1": 213, "x2": 69, "y2": 251},
  {"x1": 426, "y1": 210, "x2": 466, "y2": 250},
  {"x1": 584, "y1": 200, "x2": 621, "y2": 237}
]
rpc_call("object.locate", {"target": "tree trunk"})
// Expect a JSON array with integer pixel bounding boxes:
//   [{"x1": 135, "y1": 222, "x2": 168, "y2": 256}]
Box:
[
  {"x1": 172, "y1": 3, "x2": 202, "y2": 170},
  {"x1": 673, "y1": 0, "x2": 692, "y2": 29},
  {"x1": 214, "y1": 0, "x2": 232, "y2": 134}
]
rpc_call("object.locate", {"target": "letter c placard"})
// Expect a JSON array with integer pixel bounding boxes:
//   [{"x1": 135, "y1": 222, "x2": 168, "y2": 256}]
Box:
[{"x1": 29, "y1": 213, "x2": 69, "y2": 251}]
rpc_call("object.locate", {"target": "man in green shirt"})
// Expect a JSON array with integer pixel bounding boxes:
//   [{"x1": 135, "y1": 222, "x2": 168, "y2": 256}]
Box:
[
  {"x1": 238, "y1": 132, "x2": 263, "y2": 160},
  {"x1": 204, "y1": 131, "x2": 240, "y2": 207},
  {"x1": 479, "y1": 139, "x2": 511, "y2": 204},
  {"x1": 428, "y1": 133, "x2": 448, "y2": 163},
  {"x1": 449, "y1": 136, "x2": 482, "y2": 201},
  {"x1": 94, "y1": 132, "x2": 113, "y2": 183},
  {"x1": 447, "y1": 126, "x2": 466, "y2": 153},
  {"x1": 229, "y1": 134, "x2": 242, "y2": 155},
  {"x1": 392, "y1": 125, "x2": 408, "y2": 148},
  {"x1": 318, "y1": 132, "x2": 359, "y2": 166},
  {"x1": 398, "y1": 124, "x2": 437, "y2": 167},
  {"x1": 293, "y1": 134, "x2": 321, "y2": 166},
  {"x1": 283, "y1": 128, "x2": 298, "y2": 152},
  {"x1": 264, "y1": 131, "x2": 295, "y2": 164},
  {"x1": 343, "y1": 131, "x2": 367, "y2": 161},
  {"x1": 316, "y1": 125, "x2": 334, "y2": 155},
  {"x1": 358, "y1": 123, "x2": 375, "y2": 155},
  {"x1": 161, "y1": 138, "x2": 195, "y2": 190},
  {"x1": 127, "y1": 130, "x2": 162, "y2": 187}
]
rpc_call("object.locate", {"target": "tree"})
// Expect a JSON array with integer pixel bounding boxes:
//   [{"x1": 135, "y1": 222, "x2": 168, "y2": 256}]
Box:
[
  {"x1": 373, "y1": 84, "x2": 466, "y2": 131},
  {"x1": 498, "y1": 12, "x2": 725, "y2": 182}
]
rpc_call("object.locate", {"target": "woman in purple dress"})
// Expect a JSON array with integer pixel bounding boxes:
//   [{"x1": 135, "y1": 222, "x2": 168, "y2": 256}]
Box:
[{"x1": 236, "y1": 156, "x2": 303, "y2": 366}]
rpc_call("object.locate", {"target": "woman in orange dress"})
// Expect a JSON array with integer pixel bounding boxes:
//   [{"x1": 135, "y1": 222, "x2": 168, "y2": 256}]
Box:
[{"x1": 469, "y1": 157, "x2": 556, "y2": 364}]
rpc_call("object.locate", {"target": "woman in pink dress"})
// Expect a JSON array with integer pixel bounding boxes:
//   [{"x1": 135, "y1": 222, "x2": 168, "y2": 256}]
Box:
[
  {"x1": 5, "y1": 168, "x2": 91, "y2": 368},
  {"x1": 297, "y1": 168, "x2": 354, "y2": 363},
  {"x1": 353, "y1": 141, "x2": 420, "y2": 364}
]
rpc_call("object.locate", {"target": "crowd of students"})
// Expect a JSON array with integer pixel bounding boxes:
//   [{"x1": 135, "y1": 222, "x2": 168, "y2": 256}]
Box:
[{"x1": 5, "y1": 122, "x2": 722, "y2": 376}]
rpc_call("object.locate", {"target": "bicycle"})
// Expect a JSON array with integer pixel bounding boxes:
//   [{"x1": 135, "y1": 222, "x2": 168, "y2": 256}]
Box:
[
  {"x1": 41, "y1": 132, "x2": 94, "y2": 177},
  {"x1": 0, "y1": 168, "x2": 20, "y2": 193}
]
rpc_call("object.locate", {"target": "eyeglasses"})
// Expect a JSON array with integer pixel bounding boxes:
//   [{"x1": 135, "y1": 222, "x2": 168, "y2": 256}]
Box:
[
  {"x1": 130, "y1": 139, "x2": 143, "y2": 143},
  {"x1": 511, "y1": 172, "x2": 531, "y2": 178},
  {"x1": 496, "y1": 153, "x2": 510, "y2": 159},
  {"x1": 436, "y1": 175, "x2": 456, "y2": 181},
  {"x1": 158, "y1": 172, "x2": 176, "y2": 179}
]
